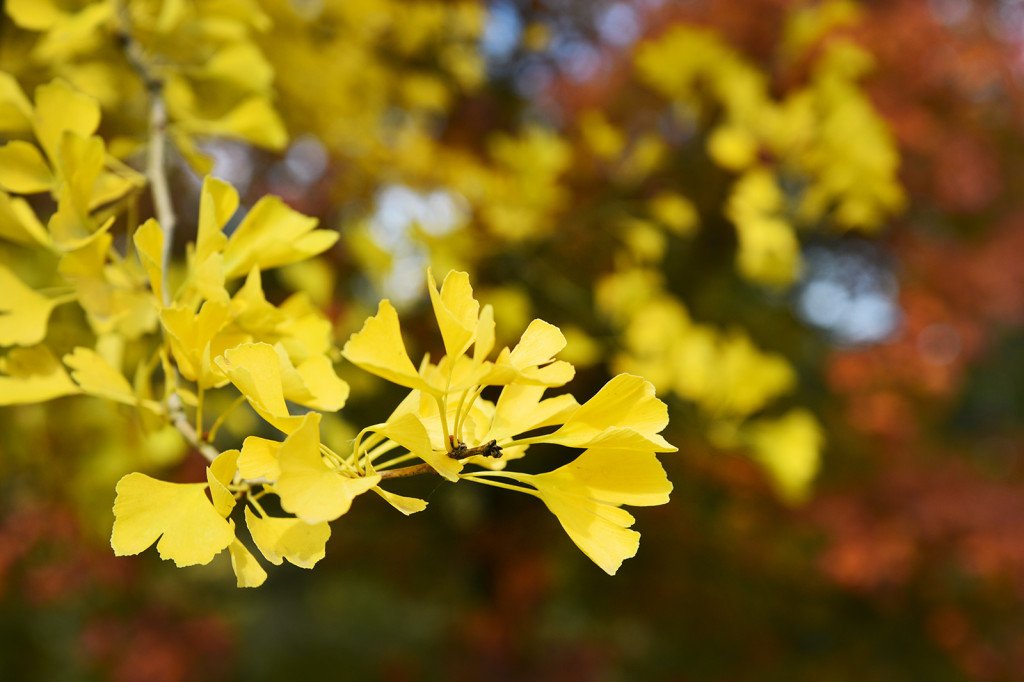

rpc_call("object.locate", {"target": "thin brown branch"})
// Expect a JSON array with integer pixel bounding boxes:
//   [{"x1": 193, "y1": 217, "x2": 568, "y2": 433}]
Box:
[
  {"x1": 377, "y1": 440, "x2": 504, "y2": 481},
  {"x1": 447, "y1": 439, "x2": 502, "y2": 460},
  {"x1": 117, "y1": 8, "x2": 215, "y2": 463},
  {"x1": 378, "y1": 463, "x2": 437, "y2": 480},
  {"x1": 116, "y1": 3, "x2": 175, "y2": 302}
]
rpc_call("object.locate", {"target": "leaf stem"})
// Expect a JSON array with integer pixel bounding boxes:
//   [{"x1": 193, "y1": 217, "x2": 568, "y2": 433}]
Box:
[
  {"x1": 247, "y1": 494, "x2": 268, "y2": 518},
  {"x1": 461, "y1": 473, "x2": 539, "y2": 496},
  {"x1": 363, "y1": 439, "x2": 399, "y2": 466},
  {"x1": 195, "y1": 385, "x2": 204, "y2": 439},
  {"x1": 350, "y1": 424, "x2": 386, "y2": 474},
  {"x1": 373, "y1": 452, "x2": 418, "y2": 470},
  {"x1": 206, "y1": 394, "x2": 246, "y2": 443},
  {"x1": 320, "y1": 443, "x2": 358, "y2": 473},
  {"x1": 434, "y1": 394, "x2": 452, "y2": 451}
]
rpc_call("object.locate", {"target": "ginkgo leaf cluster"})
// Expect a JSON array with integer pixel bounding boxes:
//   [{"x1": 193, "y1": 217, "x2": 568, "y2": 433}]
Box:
[{"x1": 110, "y1": 268, "x2": 674, "y2": 585}]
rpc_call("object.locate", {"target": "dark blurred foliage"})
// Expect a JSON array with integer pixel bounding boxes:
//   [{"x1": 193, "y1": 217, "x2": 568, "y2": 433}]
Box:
[{"x1": 4, "y1": 0, "x2": 1024, "y2": 680}]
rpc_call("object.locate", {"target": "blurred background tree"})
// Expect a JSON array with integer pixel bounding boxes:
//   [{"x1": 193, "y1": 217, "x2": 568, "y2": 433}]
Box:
[{"x1": 2, "y1": 0, "x2": 1024, "y2": 680}]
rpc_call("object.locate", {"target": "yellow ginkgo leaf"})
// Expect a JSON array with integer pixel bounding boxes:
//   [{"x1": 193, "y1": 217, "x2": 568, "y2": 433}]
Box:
[
  {"x1": 0, "y1": 265, "x2": 70, "y2": 346},
  {"x1": 474, "y1": 304, "x2": 496, "y2": 363},
  {"x1": 169, "y1": 128, "x2": 214, "y2": 175},
  {"x1": 89, "y1": 166, "x2": 144, "y2": 210},
  {"x1": 5, "y1": 0, "x2": 64, "y2": 30},
  {"x1": 228, "y1": 536, "x2": 267, "y2": 588},
  {"x1": 229, "y1": 267, "x2": 285, "y2": 335},
  {"x1": 200, "y1": 95, "x2": 288, "y2": 151},
  {"x1": 30, "y1": 3, "x2": 112, "y2": 64},
  {"x1": 57, "y1": 225, "x2": 107, "y2": 283},
  {"x1": 545, "y1": 374, "x2": 675, "y2": 452},
  {"x1": 133, "y1": 218, "x2": 164, "y2": 304},
  {"x1": 239, "y1": 436, "x2": 281, "y2": 481},
  {"x1": 541, "y1": 489, "x2": 640, "y2": 575},
  {"x1": 195, "y1": 176, "x2": 234, "y2": 264},
  {"x1": 540, "y1": 448, "x2": 673, "y2": 507},
  {"x1": 486, "y1": 319, "x2": 575, "y2": 387},
  {"x1": 235, "y1": 278, "x2": 331, "y2": 364},
  {"x1": 427, "y1": 269, "x2": 479, "y2": 360},
  {"x1": 292, "y1": 354, "x2": 350, "y2": 412},
  {"x1": 150, "y1": 0, "x2": 188, "y2": 33},
  {"x1": 210, "y1": 448, "x2": 240, "y2": 486},
  {"x1": 244, "y1": 506, "x2": 330, "y2": 568},
  {"x1": 222, "y1": 194, "x2": 337, "y2": 279},
  {"x1": 217, "y1": 342, "x2": 297, "y2": 432},
  {"x1": 274, "y1": 413, "x2": 381, "y2": 523},
  {"x1": 0, "y1": 141, "x2": 54, "y2": 194},
  {"x1": 491, "y1": 448, "x2": 671, "y2": 574},
  {"x1": 63, "y1": 346, "x2": 153, "y2": 409},
  {"x1": 0, "y1": 190, "x2": 49, "y2": 247},
  {"x1": 207, "y1": 449, "x2": 240, "y2": 517},
  {"x1": 161, "y1": 300, "x2": 238, "y2": 388},
  {"x1": 0, "y1": 72, "x2": 32, "y2": 133},
  {"x1": 487, "y1": 383, "x2": 578, "y2": 442},
  {"x1": 341, "y1": 299, "x2": 436, "y2": 394},
  {"x1": 110, "y1": 473, "x2": 234, "y2": 567},
  {"x1": 371, "y1": 487, "x2": 428, "y2": 516},
  {"x1": 511, "y1": 319, "x2": 564, "y2": 368},
  {"x1": 217, "y1": 342, "x2": 339, "y2": 432},
  {"x1": 31, "y1": 79, "x2": 101, "y2": 160},
  {"x1": 190, "y1": 248, "x2": 228, "y2": 305},
  {"x1": 56, "y1": 132, "x2": 104, "y2": 211},
  {"x1": 185, "y1": 176, "x2": 234, "y2": 301},
  {"x1": 200, "y1": 43, "x2": 275, "y2": 94},
  {"x1": 0, "y1": 345, "x2": 80, "y2": 405},
  {"x1": 516, "y1": 468, "x2": 641, "y2": 576},
  {"x1": 45, "y1": 136, "x2": 112, "y2": 251}
]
